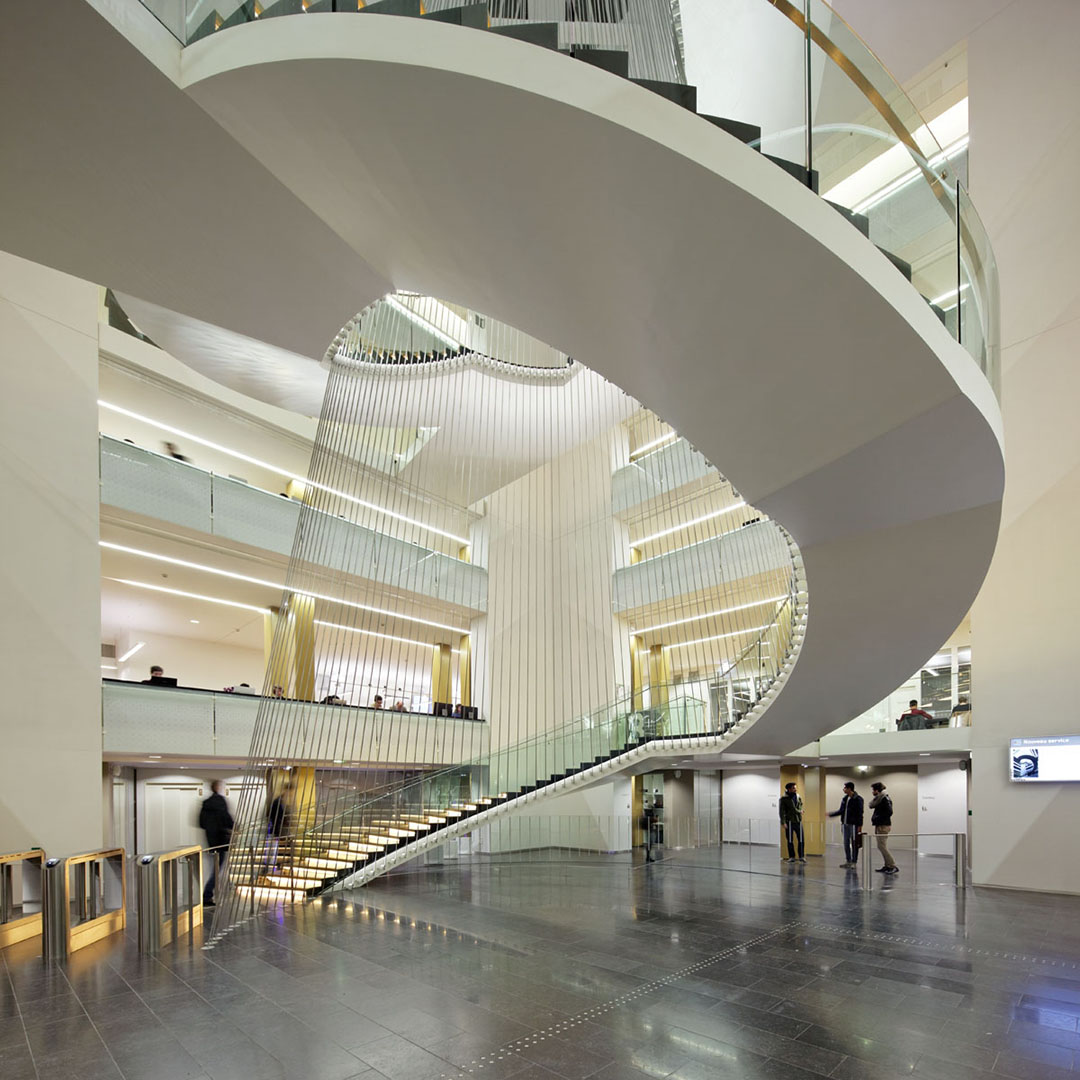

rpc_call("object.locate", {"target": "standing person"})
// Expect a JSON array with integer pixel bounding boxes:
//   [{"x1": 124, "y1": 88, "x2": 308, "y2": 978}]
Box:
[
  {"x1": 897, "y1": 700, "x2": 935, "y2": 730},
  {"x1": 199, "y1": 780, "x2": 233, "y2": 907},
  {"x1": 640, "y1": 804, "x2": 657, "y2": 862},
  {"x1": 264, "y1": 783, "x2": 291, "y2": 872},
  {"x1": 779, "y1": 782, "x2": 805, "y2": 863},
  {"x1": 869, "y1": 782, "x2": 898, "y2": 874},
  {"x1": 827, "y1": 781, "x2": 864, "y2": 868}
]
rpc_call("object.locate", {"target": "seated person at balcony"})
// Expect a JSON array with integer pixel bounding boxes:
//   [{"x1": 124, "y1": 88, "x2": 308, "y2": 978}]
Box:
[
  {"x1": 371, "y1": 694, "x2": 384, "y2": 709},
  {"x1": 142, "y1": 665, "x2": 165, "y2": 683},
  {"x1": 779, "y1": 782, "x2": 805, "y2": 862},
  {"x1": 234, "y1": 683, "x2": 257, "y2": 695},
  {"x1": 828, "y1": 781, "x2": 864, "y2": 868},
  {"x1": 321, "y1": 693, "x2": 345, "y2": 705},
  {"x1": 452, "y1": 703, "x2": 463, "y2": 718},
  {"x1": 897, "y1": 699, "x2": 934, "y2": 730},
  {"x1": 950, "y1": 695, "x2": 972, "y2": 727},
  {"x1": 199, "y1": 781, "x2": 233, "y2": 907},
  {"x1": 393, "y1": 700, "x2": 407, "y2": 712}
]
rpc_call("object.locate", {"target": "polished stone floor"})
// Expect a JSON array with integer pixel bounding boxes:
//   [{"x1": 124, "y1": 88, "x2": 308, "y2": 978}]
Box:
[{"x1": 3, "y1": 849, "x2": 1080, "y2": 1080}]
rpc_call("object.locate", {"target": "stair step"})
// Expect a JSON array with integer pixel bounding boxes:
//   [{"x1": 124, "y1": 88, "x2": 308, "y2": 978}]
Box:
[
  {"x1": 700, "y1": 115, "x2": 761, "y2": 146},
  {"x1": 764, "y1": 154, "x2": 820, "y2": 193},
  {"x1": 358, "y1": 0, "x2": 422, "y2": 16},
  {"x1": 488, "y1": 22, "x2": 559, "y2": 50},
  {"x1": 570, "y1": 47, "x2": 629, "y2": 78},
  {"x1": 826, "y1": 200, "x2": 871, "y2": 237},
  {"x1": 422, "y1": 2, "x2": 488, "y2": 28},
  {"x1": 264, "y1": 873, "x2": 328, "y2": 888},
  {"x1": 631, "y1": 79, "x2": 697, "y2": 112},
  {"x1": 878, "y1": 245, "x2": 913, "y2": 281},
  {"x1": 236, "y1": 884, "x2": 308, "y2": 902},
  {"x1": 303, "y1": 856, "x2": 357, "y2": 869}
]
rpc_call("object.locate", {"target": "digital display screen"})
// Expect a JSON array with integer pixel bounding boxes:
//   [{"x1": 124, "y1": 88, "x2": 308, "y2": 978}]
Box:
[{"x1": 1009, "y1": 735, "x2": 1080, "y2": 782}]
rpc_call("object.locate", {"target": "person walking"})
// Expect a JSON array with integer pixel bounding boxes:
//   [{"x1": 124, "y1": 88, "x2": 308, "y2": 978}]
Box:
[
  {"x1": 827, "y1": 781, "x2": 864, "y2": 868},
  {"x1": 869, "y1": 781, "x2": 898, "y2": 874},
  {"x1": 779, "y1": 782, "x2": 805, "y2": 862},
  {"x1": 199, "y1": 780, "x2": 233, "y2": 907},
  {"x1": 264, "y1": 783, "x2": 291, "y2": 873}
]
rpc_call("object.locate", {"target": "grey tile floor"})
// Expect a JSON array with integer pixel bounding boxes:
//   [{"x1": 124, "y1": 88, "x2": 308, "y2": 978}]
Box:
[{"x1": 3, "y1": 850, "x2": 1080, "y2": 1080}]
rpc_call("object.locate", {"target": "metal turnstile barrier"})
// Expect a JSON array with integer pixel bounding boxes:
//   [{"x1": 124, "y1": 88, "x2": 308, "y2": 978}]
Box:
[
  {"x1": 42, "y1": 849, "x2": 126, "y2": 960},
  {"x1": 0, "y1": 850, "x2": 45, "y2": 949},
  {"x1": 136, "y1": 846, "x2": 203, "y2": 952}
]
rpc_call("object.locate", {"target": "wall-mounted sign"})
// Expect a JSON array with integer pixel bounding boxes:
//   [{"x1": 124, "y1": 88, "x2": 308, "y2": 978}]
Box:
[{"x1": 1009, "y1": 735, "x2": 1080, "y2": 782}]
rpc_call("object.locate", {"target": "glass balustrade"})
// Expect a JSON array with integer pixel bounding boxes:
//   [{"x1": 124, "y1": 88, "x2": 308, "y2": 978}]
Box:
[{"x1": 131, "y1": 0, "x2": 997, "y2": 397}]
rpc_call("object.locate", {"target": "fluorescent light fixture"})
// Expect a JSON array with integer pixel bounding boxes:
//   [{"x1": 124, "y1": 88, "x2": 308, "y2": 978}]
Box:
[
  {"x1": 117, "y1": 641, "x2": 145, "y2": 663},
  {"x1": 189, "y1": 619, "x2": 200, "y2": 624},
  {"x1": 99, "y1": 541, "x2": 468, "y2": 635},
  {"x1": 100, "y1": 664, "x2": 117, "y2": 670},
  {"x1": 385, "y1": 296, "x2": 465, "y2": 348},
  {"x1": 635, "y1": 595, "x2": 788, "y2": 636},
  {"x1": 919, "y1": 752, "x2": 931, "y2": 756},
  {"x1": 98, "y1": 401, "x2": 469, "y2": 545},
  {"x1": 315, "y1": 618, "x2": 459, "y2": 652},
  {"x1": 629, "y1": 431, "x2": 678, "y2": 461},
  {"x1": 667, "y1": 623, "x2": 770, "y2": 651},
  {"x1": 930, "y1": 282, "x2": 971, "y2": 307},
  {"x1": 637, "y1": 501, "x2": 748, "y2": 546},
  {"x1": 107, "y1": 578, "x2": 270, "y2": 615}
]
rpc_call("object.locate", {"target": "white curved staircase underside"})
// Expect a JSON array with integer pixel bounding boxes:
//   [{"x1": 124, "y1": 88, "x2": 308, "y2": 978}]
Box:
[{"x1": 1, "y1": 5, "x2": 1003, "y2": 755}]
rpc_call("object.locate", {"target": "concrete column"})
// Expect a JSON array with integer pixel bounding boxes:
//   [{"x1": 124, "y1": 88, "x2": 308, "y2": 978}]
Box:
[{"x1": 0, "y1": 252, "x2": 101, "y2": 855}]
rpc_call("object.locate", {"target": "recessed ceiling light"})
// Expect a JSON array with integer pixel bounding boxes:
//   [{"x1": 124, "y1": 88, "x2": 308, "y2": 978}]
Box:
[
  {"x1": 919, "y1": 752, "x2": 931, "y2": 756},
  {"x1": 100, "y1": 664, "x2": 117, "y2": 670},
  {"x1": 189, "y1": 619, "x2": 200, "y2": 624},
  {"x1": 107, "y1": 578, "x2": 269, "y2": 615}
]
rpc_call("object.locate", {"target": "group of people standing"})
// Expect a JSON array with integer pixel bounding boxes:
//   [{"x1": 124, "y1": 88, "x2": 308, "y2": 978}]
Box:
[{"x1": 779, "y1": 779, "x2": 898, "y2": 874}]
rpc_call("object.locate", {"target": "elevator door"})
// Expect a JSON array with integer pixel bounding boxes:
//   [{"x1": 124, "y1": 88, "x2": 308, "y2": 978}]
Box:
[{"x1": 143, "y1": 782, "x2": 203, "y2": 852}]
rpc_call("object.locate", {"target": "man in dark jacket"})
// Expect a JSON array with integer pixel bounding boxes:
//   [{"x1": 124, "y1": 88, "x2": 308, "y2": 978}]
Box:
[
  {"x1": 869, "y1": 781, "x2": 898, "y2": 874},
  {"x1": 828, "y1": 781, "x2": 864, "y2": 868},
  {"x1": 897, "y1": 700, "x2": 935, "y2": 731},
  {"x1": 199, "y1": 780, "x2": 234, "y2": 906},
  {"x1": 779, "y1": 782, "x2": 805, "y2": 862}
]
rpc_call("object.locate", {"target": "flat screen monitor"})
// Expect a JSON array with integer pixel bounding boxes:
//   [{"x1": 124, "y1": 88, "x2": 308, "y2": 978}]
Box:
[
  {"x1": 1009, "y1": 735, "x2": 1080, "y2": 782},
  {"x1": 147, "y1": 676, "x2": 178, "y2": 687}
]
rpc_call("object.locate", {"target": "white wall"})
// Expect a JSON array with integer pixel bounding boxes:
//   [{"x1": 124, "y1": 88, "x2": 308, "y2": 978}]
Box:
[
  {"x1": 917, "y1": 762, "x2": 968, "y2": 856},
  {"x1": 721, "y1": 768, "x2": 780, "y2": 844},
  {"x1": 0, "y1": 251, "x2": 103, "y2": 856},
  {"x1": 114, "y1": 628, "x2": 264, "y2": 690}
]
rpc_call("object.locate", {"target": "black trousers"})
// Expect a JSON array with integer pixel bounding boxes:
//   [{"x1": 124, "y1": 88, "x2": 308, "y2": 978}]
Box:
[{"x1": 784, "y1": 821, "x2": 805, "y2": 859}]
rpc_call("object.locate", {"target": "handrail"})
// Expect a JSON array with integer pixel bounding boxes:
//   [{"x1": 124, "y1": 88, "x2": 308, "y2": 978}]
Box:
[
  {"x1": 42, "y1": 849, "x2": 126, "y2": 960},
  {"x1": 0, "y1": 849, "x2": 45, "y2": 949},
  {"x1": 136, "y1": 845, "x2": 204, "y2": 952}
]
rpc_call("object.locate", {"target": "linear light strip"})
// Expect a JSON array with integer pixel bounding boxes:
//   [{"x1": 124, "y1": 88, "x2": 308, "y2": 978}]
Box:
[
  {"x1": 98, "y1": 401, "x2": 470, "y2": 545},
  {"x1": 667, "y1": 623, "x2": 772, "y2": 651},
  {"x1": 385, "y1": 296, "x2": 465, "y2": 349},
  {"x1": 635, "y1": 595, "x2": 788, "y2": 635},
  {"x1": 629, "y1": 430, "x2": 677, "y2": 461},
  {"x1": 107, "y1": 578, "x2": 270, "y2": 614},
  {"x1": 117, "y1": 641, "x2": 145, "y2": 663},
  {"x1": 930, "y1": 281, "x2": 971, "y2": 307},
  {"x1": 314, "y1": 618, "x2": 460, "y2": 653},
  {"x1": 637, "y1": 500, "x2": 747, "y2": 546},
  {"x1": 99, "y1": 541, "x2": 468, "y2": 634}
]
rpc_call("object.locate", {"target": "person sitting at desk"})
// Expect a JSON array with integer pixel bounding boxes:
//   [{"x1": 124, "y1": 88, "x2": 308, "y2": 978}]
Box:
[
  {"x1": 950, "y1": 695, "x2": 972, "y2": 727},
  {"x1": 141, "y1": 665, "x2": 165, "y2": 683},
  {"x1": 897, "y1": 700, "x2": 935, "y2": 730}
]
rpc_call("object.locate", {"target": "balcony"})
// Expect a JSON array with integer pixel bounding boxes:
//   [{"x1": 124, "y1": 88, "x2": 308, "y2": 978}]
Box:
[
  {"x1": 99, "y1": 436, "x2": 488, "y2": 612},
  {"x1": 102, "y1": 680, "x2": 488, "y2": 765}
]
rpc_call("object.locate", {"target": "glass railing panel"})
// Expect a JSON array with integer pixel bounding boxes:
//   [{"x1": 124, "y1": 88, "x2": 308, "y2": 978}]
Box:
[
  {"x1": 210, "y1": 474, "x2": 300, "y2": 555},
  {"x1": 957, "y1": 184, "x2": 1000, "y2": 391},
  {"x1": 102, "y1": 682, "x2": 215, "y2": 755},
  {"x1": 806, "y1": 0, "x2": 960, "y2": 325},
  {"x1": 100, "y1": 438, "x2": 212, "y2": 533}
]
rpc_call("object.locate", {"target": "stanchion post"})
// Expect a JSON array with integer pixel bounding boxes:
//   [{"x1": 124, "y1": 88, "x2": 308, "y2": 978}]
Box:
[{"x1": 954, "y1": 833, "x2": 966, "y2": 888}]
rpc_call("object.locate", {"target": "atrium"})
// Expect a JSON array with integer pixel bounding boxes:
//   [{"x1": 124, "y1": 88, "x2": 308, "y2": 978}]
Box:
[{"x1": 0, "y1": 2, "x2": 1077, "y2": 1079}]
